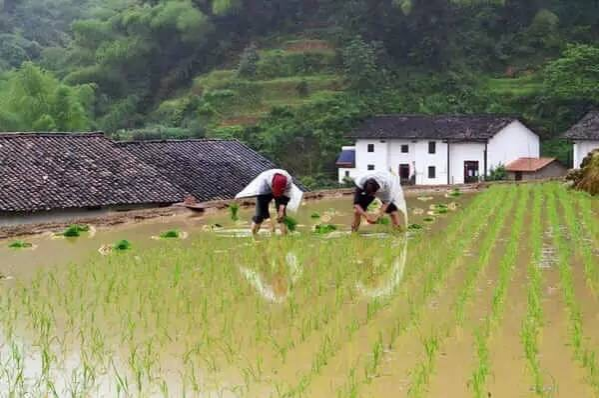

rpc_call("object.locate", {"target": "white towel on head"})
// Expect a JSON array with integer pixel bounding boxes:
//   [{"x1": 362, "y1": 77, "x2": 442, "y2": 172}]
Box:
[{"x1": 235, "y1": 169, "x2": 304, "y2": 212}]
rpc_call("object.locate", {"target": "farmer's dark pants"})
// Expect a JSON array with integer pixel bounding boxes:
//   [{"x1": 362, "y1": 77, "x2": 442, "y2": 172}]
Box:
[
  {"x1": 253, "y1": 194, "x2": 290, "y2": 224},
  {"x1": 353, "y1": 188, "x2": 398, "y2": 214}
]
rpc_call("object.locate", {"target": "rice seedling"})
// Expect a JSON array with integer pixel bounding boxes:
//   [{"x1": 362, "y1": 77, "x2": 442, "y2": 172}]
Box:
[
  {"x1": 159, "y1": 230, "x2": 181, "y2": 239},
  {"x1": 546, "y1": 183, "x2": 599, "y2": 393},
  {"x1": 469, "y1": 185, "x2": 529, "y2": 397},
  {"x1": 229, "y1": 203, "x2": 240, "y2": 221},
  {"x1": 114, "y1": 240, "x2": 132, "y2": 251},
  {"x1": 313, "y1": 224, "x2": 337, "y2": 234},
  {"x1": 375, "y1": 217, "x2": 391, "y2": 225},
  {"x1": 62, "y1": 224, "x2": 90, "y2": 237},
  {"x1": 1, "y1": 185, "x2": 595, "y2": 396},
  {"x1": 311, "y1": 212, "x2": 321, "y2": 219},
  {"x1": 282, "y1": 216, "x2": 298, "y2": 232},
  {"x1": 8, "y1": 240, "x2": 33, "y2": 249},
  {"x1": 558, "y1": 187, "x2": 599, "y2": 295},
  {"x1": 519, "y1": 185, "x2": 545, "y2": 395},
  {"x1": 448, "y1": 188, "x2": 462, "y2": 197}
]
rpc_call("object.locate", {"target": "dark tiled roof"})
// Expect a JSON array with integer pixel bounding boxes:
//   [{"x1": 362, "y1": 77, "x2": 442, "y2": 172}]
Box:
[
  {"x1": 336, "y1": 149, "x2": 355, "y2": 167},
  {"x1": 118, "y1": 139, "x2": 279, "y2": 202},
  {"x1": 348, "y1": 114, "x2": 519, "y2": 141},
  {"x1": 0, "y1": 133, "x2": 184, "y2": 212},
  {"x1": 564, "y1": 111, "x2": 599, "y2": 140}
]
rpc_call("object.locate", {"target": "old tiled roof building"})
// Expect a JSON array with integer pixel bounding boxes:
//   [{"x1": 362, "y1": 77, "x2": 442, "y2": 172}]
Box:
[
  {"x1": 348, "y1": 115, "x2": 518, "y2": 141},
  {"x1": 118, "y1": 139, "x2": 277, "y2": 202},
  {"x1": 0, "y1": 133, "x2": 279, "y2": 214}
]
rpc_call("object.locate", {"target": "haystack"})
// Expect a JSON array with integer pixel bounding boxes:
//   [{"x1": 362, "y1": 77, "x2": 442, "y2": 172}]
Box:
[{"x1": 574, "y1": 149, "x2": 599, "y2": 195}]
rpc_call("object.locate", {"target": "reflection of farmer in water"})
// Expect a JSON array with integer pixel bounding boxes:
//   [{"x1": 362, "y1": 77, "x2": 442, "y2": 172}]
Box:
[
  {"x1": 352, "y1": 171, "x2": 406, "y2": 233},
  {"x1": 236, "y1": 169, "x2": 303, "y2": 236},
  {"x1": 239, "y1": 247, "x2": 302, "y2": 303}
]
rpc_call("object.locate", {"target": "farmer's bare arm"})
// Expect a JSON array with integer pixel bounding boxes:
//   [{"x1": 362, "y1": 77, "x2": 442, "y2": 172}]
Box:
[{"x1": 277, "y1": 205, "x2": 286, "y2": 222}]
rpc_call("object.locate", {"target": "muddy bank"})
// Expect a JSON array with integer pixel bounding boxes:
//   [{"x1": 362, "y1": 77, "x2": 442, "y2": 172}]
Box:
[{"x1": 0, "y1": 179, "x2": 554, "y2": 239}]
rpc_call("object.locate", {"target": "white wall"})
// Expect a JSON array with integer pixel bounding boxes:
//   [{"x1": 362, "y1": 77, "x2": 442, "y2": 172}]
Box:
[
  {"x1": 487, "y1": 121, "x2": 540, "y2": 171},
  {"x1": 449, "y1": 143, "x2": 486, "y2": 185},
  {"x1": 387, "y1": 139, "x2": 416, "y2": 177},
  {"x1": 355, "y1": 139, "x2": 389, "y2": 173},
  {"x1": 338, "y1": 167, "x2": 357, "y2": 183},
  {"x1": 349, "y1": 120, "x2": 539, "y2": 186},
  {"x1": 414, "y1": 140, "x2": 448, "y2": 185},
  {"x1": 574, "y1": 141, "x2": 599, "y2": 169}
]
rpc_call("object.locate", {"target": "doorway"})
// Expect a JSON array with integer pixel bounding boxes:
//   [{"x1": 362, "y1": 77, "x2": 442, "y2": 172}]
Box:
[
  {"x1": 464, "y1": 161, "x2": 480, "y2": 183},
  {"x1": 399, "y1": 164, "x2": 410, "y2": 184},
  {"x1": 515, "y1": 171, "x2": 523, "y2": 181}
]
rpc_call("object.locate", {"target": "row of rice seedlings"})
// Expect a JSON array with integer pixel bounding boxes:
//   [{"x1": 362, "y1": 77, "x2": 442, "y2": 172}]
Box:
[
  {"x1": 546, "y1": 183, "x2": 599, "y2": 393},
  {"x1": 563, "y1": 189, "x2": 599, "y2": 295},
  {"x1": 277, "y1": 192, "x2": 495, "y2": 397},
  {"x1": 0, "y1": 194, "x2": 477, "y2": 395},
  {"x1": 331, "y1": 187, "x2": 511, "y2": 398},
  {"x1": 454, "y1": 186, "x2": 519, "y2": 324},
  {"x1": 520, "y1": 185, "x2": 546, "y2": 394},
  {"x1": 469, "y1": 185, "x2": 530, "y2": 397},
  {"x1": 573, "y1": 190, "x2": 599, "y2": 244},
  {"x1": 0, "y1": 237, "x2": 243, "y2": 394},
  {"x1": 406, "y1": 186, "x2": 518, "y2": 398}
]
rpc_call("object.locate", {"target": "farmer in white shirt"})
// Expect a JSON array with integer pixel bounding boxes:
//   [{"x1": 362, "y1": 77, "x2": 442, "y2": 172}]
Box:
[
  {"x1": 352, "y1": 171, "x2": 406, "y2": 232},
  {"x1": 236, "y1": 169, "x2": 303, "y2": 236}
]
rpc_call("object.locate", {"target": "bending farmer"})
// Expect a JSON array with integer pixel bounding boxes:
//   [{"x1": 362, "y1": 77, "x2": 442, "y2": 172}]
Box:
[
  {"x1": 236, "y1": 169, "x2": 303, "y2": 236},
  {"x1": 352, "y1": 171, "x2": 406, "y2": 232}
]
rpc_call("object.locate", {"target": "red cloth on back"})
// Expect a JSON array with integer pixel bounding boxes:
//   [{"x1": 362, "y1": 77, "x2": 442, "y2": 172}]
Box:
[{"x1": 271, "y1": 173, "x2": 288, "y2": 197}]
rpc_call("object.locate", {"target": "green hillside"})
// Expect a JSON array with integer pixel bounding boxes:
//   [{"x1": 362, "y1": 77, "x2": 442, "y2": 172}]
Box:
[
  {"x1": 0, "y1": 0, "x2": 598, "y2": 182},
  {"x1": 150, "y1": 38, "x2": 345, "y2": 130}
]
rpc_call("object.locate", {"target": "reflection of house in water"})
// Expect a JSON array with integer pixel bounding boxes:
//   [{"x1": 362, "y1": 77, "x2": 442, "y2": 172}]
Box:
[
  {"x1": 0, "y1": 132, "x2": 279, "y2": 225},
  {"x1": 337, "y1": 114, "x2": 541, "y2": 185}
]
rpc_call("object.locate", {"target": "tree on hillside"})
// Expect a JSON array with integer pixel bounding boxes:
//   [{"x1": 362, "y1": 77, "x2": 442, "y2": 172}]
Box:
[
  {"x1": 342, "y1": 36, "x2": 381, "y2": 91},
  {"x1": 544, "y1": 44, "x2": 599, "y2": 104},
  {"x1": 237, "y1": 43, "x2": 260, "y2": 78},
  {"x1": 0, "y1": 62, "x2": 94, "y2": 131}
]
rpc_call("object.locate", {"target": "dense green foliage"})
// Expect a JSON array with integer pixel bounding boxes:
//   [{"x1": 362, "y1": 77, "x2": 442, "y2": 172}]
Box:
[{"x1": 0, "y1": 0, "x2": 598, "y2": 176}]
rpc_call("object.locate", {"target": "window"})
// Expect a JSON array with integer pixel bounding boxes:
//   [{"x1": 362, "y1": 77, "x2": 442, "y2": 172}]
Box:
[
  {"x1": 367, "y1": 144, "x2": 375, "y2": 153},
  {"x1": 428, "y1": 166, "x2": 436, "y2": 179},
  {"x1": 368, "y1": 164, "x2": 375, "y2": 171},
  {"x1": 428, "y1": 141, "x2": 436, "y2": 154},
  {"x1": 345, "y1": 170, "x2": 350, "y2": 177},
  {"x1": 401, "y1": 144, "x2": 409, "y2": 153}
]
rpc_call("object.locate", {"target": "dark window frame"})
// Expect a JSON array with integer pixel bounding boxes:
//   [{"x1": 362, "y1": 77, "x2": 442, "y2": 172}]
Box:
[
  {"x1": 367, "y1": 164, "x2": 375, "y2": 171},
  {"x1": 428, "y1": 141, "x2": 436, "y2": 154},
  {"x1": 367, "y1": 144, "x2": 375, "y2": 153},
  {"x1": 428, "y1": 166, "x2": 436, "y2": 179},
  {"x1": 401, "y1": 144, "x2": 409, "y2": 153}
]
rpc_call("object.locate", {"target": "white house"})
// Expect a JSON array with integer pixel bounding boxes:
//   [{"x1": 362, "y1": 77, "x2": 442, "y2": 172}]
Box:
[
  {"x1": 337, "y1": 114, "x2": 540, "y2": 185},
  {"x1": 563, "y1": 110, "x2": 599, "y2": 169}
]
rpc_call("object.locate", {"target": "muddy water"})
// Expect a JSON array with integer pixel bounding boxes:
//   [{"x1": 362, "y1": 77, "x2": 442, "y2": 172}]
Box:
[
  {"x1": 0, "y1": 195, "x2": 463, "y2": 279},
  {"x1": 1, "y1": 186, "x2": 597, "y2": 398}
]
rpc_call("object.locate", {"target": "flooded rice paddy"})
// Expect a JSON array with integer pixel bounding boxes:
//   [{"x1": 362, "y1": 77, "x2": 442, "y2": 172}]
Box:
[{"x1": 0, "y1": 184, "x2": 598, "y2": 397}]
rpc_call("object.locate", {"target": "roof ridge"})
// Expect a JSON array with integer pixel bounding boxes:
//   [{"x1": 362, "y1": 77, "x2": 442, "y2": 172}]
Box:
[
  {"x1": 115, "y1": 138, "x2": 237, "y2": 145},
  {"x1": 372, "y1": 113, "x2": 518, "y2": 119},
  {"x1": 0, "y1": 131, "x2": 105, "y2": 138}
]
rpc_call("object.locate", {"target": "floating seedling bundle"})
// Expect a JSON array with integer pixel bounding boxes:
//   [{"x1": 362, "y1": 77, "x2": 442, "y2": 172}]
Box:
[
  {"x1": 8, "y1": 240, "x2": 33, "y2": 249},
  {"x1": 61, "y1": 224, "x2": 90, "y2": 237},
  {"x1": 313, "y1": 224, "x2": 337, "y2": 234}
]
